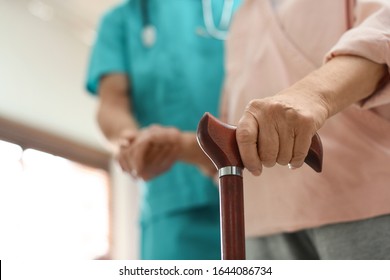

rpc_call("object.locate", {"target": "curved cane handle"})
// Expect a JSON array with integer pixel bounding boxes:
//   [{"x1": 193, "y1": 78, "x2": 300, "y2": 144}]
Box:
[
  {"x1": 305, "y1": 133, "x2": 323, "y2": 172},
  {"x1": 197, "y1": 113, "x2": 243, "y2": 169},
  {"x1": 197, "y1": 112, "x2": 323, "y2": 172}
]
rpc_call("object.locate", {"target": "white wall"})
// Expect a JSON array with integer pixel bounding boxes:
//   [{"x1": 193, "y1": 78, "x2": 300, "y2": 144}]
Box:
[
  {"x1": 0, "y1": 0, "x2": 139, "y2": 259},
  {"x1": 0, "y1": 0, "x2": 103, "y2": 149}
]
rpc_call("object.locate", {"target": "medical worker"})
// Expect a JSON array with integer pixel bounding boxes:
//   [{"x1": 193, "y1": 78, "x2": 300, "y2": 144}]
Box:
[{"x1": 85, "y1": 0, "x2": 241, "y2": 260}]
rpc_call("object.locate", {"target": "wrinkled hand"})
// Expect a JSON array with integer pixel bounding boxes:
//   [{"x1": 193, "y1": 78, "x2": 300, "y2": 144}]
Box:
[
  {"x1": 117, "y1": 125, "x2": 182, "y2": 181},
  {"x1": 236, "y1": 89, "x2": 329, "y2": 176}
]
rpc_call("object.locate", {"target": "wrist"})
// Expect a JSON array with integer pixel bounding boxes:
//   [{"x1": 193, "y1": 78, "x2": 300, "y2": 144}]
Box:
[
  {"x1": 177, "y1": 132, "x2": 196, "y2": 162},
  {"x1": 178, "y1": 132, "x2": 217, "y2": 177}
]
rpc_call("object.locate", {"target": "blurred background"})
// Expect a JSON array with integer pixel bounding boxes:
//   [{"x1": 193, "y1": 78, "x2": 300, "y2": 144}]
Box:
[{"x1": 0, "y1": 0, "x2": 139, "y2": 259}]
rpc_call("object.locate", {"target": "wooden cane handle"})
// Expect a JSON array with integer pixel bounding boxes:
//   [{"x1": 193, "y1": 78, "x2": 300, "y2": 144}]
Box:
[
  {"x1": 197, "y1": 112, "x2": 323, "y2": 172},
  {"x1": 197, "y1": 113, "x2": 243, "y2": 169},
  {"x1": 306, "y1": 133, "x2": 323, "y2": 172}
]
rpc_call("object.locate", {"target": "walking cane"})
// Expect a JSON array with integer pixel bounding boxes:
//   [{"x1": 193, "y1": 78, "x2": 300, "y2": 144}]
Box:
[{"x1": 196, "y1": 113, "x2": 323, "y2": 260}]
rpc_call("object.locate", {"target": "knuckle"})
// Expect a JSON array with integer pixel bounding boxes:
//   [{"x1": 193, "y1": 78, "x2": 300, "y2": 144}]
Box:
[
  {"x1": 300, "y1": 118, "x2": 315, "y2": 130},
  {"x1": 285, "y1": 107, "x2": 299, "y2": 118},
  {"x1": 291, "y1": 151, "x2": 307, "y2": 165},
  {"x1": 295, "y1": 115, "x2": 316, "y2": 130},
  {"x1": 277, "y1": 156, "x2": 291, "y2": 166},
  {"x1": 236, "y1": 125, "x2": 255, "y2": 144},
  {"x1": 285, "y1": 110, "x2": 316, "y2": 129},
  {"x1": 262, "y1": 161, "x2": 276, "y2": 168},
  {"x1": 246, "y1": 99, "x2": 261, "y2": 110},
  {"x1": 240, "y1": 154, "x2": 262, "y2": 174},
  {"x1": 245, "y1": 162, "x2": 261, "y2": 173},
  {"x1": 148, "y1": 124, "x2": 158, "y2": 130},
  {"x1": 277, "y1": 148, "x2": 293, "y2": 166},
  {"x1": 167, "y1": 127, "x2": 180, "y2": 136},
  {"x1": 260, "y1": 151, "x2": 277, "y2": 167},
  {"x1": 246, "y1": 98, "x2": 275, "y2": 110}
]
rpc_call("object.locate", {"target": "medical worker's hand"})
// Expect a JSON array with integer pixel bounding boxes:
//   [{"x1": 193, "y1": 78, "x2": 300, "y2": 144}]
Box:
[
  {"x1": 116, "y1": 126, "x2": 217, "y2": 181},
  {"x1": 117, "y1": 125, "x2": 182, "y2": 181}
]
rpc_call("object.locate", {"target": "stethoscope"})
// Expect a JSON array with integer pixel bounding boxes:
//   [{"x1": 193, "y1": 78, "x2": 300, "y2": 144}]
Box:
[{"x1": 140, "y1": 0, "x2": 235, "y2": 48}]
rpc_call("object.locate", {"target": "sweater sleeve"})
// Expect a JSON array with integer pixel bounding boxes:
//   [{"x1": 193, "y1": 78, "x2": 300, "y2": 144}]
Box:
[{"x1": 325, "y1": 0, "x2": 390, "y2": 109}]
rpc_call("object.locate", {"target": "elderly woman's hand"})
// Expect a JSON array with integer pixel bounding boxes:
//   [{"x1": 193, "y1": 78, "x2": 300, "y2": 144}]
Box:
[{"x1": 236, "y1": 86, "x2": 329, "y2": 176}]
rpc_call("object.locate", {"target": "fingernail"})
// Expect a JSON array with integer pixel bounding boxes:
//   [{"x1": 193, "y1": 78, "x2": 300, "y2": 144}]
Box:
[
  {"x1": 288, "y1": 163, "x2": 298, "y2": 170},
  {"x1": 252, "y1": 169, "x2": 261, "y2": 176},
  {"x1": 130, "y1": 170, "x2": 138, "y2": 179}
]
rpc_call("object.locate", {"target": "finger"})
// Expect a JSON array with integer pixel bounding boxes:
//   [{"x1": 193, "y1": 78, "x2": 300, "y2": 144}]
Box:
[
  {"x1": 152, "y1": 144, "x2": 177, "y2": 165},
  {"x1": 289, "y1": 129, "x2": 312, "y2": 169},
  {"x1": 129, "y1": 135, "x2": 152, "y2": 176},
  {"x1": 117, "y1": 146, "x2": 140, "y2": 179},
  {"x1": 258, "y1": 123, "x2": 279, "y2": 168},
  {"x1": 143, "y1": 126, "x2": 180, "y2": 168},
  {"x1": 158, "y1": 144, "x2": 179, "y2": 169},
  {"x1": 236, "y1": 112, "x2": 262, "y2": 176},
  {"x1": 117, "y1": 130, "x2": 138, "y2": 150},
  {"x1": 118, "y1": 138, "x2": 131, "y2": 148},
  {"x1": 142, "y1": 150, "x2": 177, "y2": 181},
  {"x1": 276, "y1": 123, "x2": 295, "y2": 166},
  {"x1": 132, "y1": 126, "x2": 173, "y2": 176},
  {"x1": 120, "y1": 130, "x2": 138, "y2": 141},
  {"x1": 117, "y1": 154, "x2": 130, "y2": 173},
  {"x1": 138, "y1": 143, "x2": 176, "y2": 180},
  {"x1": 143, "y1": 143, "x2": 169, "y2": 169},
  {"x1": 116, "y1": 149, "x2": 132, "y2": 174},
  {"x1": 134, "y1": 125, "x2": 181, "y2": 180}
]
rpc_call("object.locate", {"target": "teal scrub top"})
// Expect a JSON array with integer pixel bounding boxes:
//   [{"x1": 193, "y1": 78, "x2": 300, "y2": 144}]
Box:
[{"x1": 86, "y1": 0, "x2": 239, "y2": 221}]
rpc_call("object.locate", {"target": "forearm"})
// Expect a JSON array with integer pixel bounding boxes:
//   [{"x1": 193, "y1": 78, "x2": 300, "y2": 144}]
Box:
[
  {"x1": 97, "y1": 101, "x2": 138, "y2": 144},
  {"x1": 287, "y1": 55, "x2": 387, "y2": 119},
  {"x1": 97, "y1": 74, "x2": 139, "y2": 148},
  {"x1": 235, "y1": 55, "x2": 387, "y2": 174}
]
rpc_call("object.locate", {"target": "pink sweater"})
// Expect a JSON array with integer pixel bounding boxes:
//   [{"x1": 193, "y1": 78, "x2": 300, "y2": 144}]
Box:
[{"x1": 223, "y1": 0, "x2": 390, "y2": 236}]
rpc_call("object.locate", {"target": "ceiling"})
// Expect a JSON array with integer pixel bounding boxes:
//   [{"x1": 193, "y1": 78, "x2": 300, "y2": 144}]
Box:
[
  {"x1": 7, "y1": 0, "x2": 123, "y2": 46},
  {"x1": 46, "y1": 0, "x2": 121, "y2": 27},
  {"x1": 10, "y1": 0, "x2": 121, "y2": 29}
]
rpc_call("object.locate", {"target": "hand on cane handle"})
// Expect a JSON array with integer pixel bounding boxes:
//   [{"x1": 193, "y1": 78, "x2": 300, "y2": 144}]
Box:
[
  {"x1": 197, "y1": 112, "x2": 323, "y2": 173},
  {"x1": 197, "y1": 112, "x2": 323, "y2": 260}
]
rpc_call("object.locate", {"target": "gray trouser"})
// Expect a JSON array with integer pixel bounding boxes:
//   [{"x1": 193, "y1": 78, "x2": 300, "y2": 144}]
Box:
[{"x1": 246, "y1": 214, "x2": 390, "y2": 260}]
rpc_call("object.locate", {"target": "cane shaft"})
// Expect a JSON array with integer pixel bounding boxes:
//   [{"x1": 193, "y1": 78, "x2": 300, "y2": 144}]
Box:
[{"x1": 219, "y1": 175, "x2": 245, "y2": 260}]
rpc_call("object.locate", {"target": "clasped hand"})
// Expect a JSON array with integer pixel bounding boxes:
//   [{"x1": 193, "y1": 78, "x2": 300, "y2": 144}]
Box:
[{"x1": 116, "y1": 125, "x2": 182, "y2": 181}]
